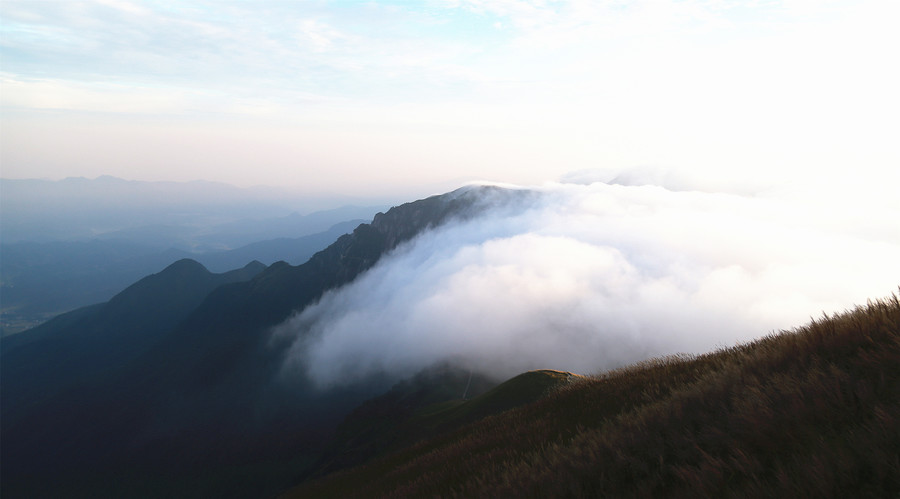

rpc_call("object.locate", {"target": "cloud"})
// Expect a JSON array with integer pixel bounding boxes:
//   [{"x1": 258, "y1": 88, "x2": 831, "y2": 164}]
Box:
[
  {"x1": 559, "y1": 166, "x2": 773, "y2": 196},
  {"x1": 274, "y1": 182, "x2": 900, "y2": 388}
]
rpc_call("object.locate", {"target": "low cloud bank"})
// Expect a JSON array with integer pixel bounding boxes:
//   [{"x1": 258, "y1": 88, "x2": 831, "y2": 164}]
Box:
[{"x1": 275, "y1": 182, "x2": 900, "y2": 388}]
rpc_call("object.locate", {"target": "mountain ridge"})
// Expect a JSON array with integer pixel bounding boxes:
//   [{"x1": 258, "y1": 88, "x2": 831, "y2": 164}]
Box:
[
  {"x1": 1, "y1": 184, "x2": 533, "y2": 498},
  {"x1": 1, "y1": 259, "x2": 267, "y2": 427},
  {"x1": 0, "y1": 220, "x2": 364, "y2": 335}
]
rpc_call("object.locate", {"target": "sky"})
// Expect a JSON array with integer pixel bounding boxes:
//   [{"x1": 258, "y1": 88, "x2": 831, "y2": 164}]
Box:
[{"x1": 2, "y1": 0, "x2": 899, "y2": 200}]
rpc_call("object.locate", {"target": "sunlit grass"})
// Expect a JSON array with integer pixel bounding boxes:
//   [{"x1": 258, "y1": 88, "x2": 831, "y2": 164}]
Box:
[{"x1": 286, "y1": 292, "x2": 900, "y2": 497}]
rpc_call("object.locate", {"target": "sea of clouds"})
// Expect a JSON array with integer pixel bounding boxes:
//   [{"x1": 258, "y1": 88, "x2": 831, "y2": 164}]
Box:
[{"x1": 274, "y1": 180, "x2": 900, "y2": 388}]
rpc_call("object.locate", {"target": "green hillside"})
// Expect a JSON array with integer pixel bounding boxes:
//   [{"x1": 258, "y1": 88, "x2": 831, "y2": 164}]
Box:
[{"x1": 286, "y1": 293, "x2": 900, "y2": 498}]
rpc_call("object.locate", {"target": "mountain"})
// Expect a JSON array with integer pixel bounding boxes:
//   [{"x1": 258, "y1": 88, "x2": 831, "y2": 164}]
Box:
[
  {"x1": 194, "y1": 207, "x2": 379, "y2": 249},
  {"x1": 1, "y1": 185, "x2": 531, "y2": 498},
  {"x1": 0, "y1": 176, "x2": 385, "y2": 336},
  {"x1": 1, "y1": 259, "x2": 266, "y2": 430},
  {"x1": 0, "y1": 240, "x2": 192, "y2": 334},
  {"x1": 194, "y1": 219, "x2": 362, "y2": 272},
  {"x1": 287, "y1": 294, "x2": 900, "y2": 498}
]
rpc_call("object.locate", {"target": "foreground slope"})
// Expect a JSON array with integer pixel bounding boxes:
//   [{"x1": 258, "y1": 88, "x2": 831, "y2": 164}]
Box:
[
  {"x1": 309, "y1": 368, "x2": 578, "y2": 480},
  {"x1": 287, "y1": 293, "x2": 900, "y2": 498}
]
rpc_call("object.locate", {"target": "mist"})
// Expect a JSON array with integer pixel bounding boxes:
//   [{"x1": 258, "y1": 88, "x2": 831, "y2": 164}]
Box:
[{"x1": 275, "y1": 182, "x2": 900, "y2": 388}]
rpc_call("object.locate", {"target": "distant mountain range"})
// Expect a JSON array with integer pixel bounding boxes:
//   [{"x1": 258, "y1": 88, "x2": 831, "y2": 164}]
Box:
[
  {"x1": 0, "y1": 220, "x2": 363, "y2": 335},
  {"x1": 0, "y1": 176, "x2": 393, "y2": 244},
  {"x1": 2, "y1": 185, "x2": 897, "y2": 498},
  {"x1": 1, "y1": 176, "x2": 390, "y2": 336}
]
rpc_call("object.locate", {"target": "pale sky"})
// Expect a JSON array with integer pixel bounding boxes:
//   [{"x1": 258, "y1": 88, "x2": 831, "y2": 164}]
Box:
[{"x1": 1, "y1": 0, "x2": 898, "y2": 199}]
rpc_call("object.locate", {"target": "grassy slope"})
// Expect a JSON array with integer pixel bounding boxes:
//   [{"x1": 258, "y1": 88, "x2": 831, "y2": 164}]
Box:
[
  {"x1": 286, "y1": 294, "x2": 900, "y2": 498},
  {"x1": 408, "y1": 369, "x2": 583, "y2": 436},
  {"x1": 308, "y1": 369, "x2": 578, "y2": 481}
]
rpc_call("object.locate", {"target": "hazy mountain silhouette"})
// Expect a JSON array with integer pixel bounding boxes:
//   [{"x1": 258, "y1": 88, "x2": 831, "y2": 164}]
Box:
[
  {"x1": 194, "y1": 219, "x2": 362, "y2": 272},
  {"x1": 0, "y1": 176, "x2": 389, "y2": 244},
  {"x1": 0, "y1": 240, "x2": 192, "y2": 333},
  {"x1": 0, "y1": 221, "x2": 363, "y2": 335},
  {"x1": 197, "y1": 206, "x2": 380, "y2": 249},
  {"x1": 1, "y1": 259, "x2": 266, "y2": 429}
]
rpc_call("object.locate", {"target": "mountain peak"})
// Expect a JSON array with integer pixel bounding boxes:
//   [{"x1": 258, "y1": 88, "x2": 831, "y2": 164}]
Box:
[
  {"x1": 243, "y1": 260, "x2": 267, "y2": 272},
  {"x1": 369, "y1": 184, "x2": 535, "y2": 248},
  {"x1": 161, "y1": 258, "x2": 210, "y2": 276}
]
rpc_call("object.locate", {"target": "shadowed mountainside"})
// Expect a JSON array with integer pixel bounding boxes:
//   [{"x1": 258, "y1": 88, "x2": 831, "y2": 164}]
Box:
[
  {"x1": 1, "y1": 259, "x2": 266, "y2": 427},
  {"x1": 196, "y1": 220, "x2": 361, "y2": 272},
  {"x1": 1, "y1": 185, "x2": 534, "y2": 499},
  {"x1": 308, "y1": 368, "x2": 580, "y2": 481}
]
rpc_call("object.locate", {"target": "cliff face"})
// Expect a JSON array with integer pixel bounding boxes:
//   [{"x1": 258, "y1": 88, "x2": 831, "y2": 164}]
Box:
[
  {"x1": 370, "y1": 184, "x2": 535, "y2": 248},
  {"x1": 370, "y1": 188, "x2": 476, "y2": 248}
]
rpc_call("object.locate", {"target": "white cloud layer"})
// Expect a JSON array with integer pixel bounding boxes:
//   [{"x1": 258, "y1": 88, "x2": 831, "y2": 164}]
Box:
[{"x1": 275, "y1": 182, "x2": 900, "y2": 388}]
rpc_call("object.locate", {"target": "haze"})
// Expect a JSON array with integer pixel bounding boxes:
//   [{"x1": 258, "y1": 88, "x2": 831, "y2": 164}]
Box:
[{"x1": 2, "y1": 0, "x2": 898, "y2": 202}]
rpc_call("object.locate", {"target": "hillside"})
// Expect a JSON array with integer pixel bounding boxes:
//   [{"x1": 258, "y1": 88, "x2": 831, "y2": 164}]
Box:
[
  {"x1": 308, "y1": 367, "x2": 578, "y2": 480},
  {"x1": 1, "y1": 259, "x2": 266, "y2": 424},
  {"x1": 287, "y1": 293, "x2": 900, "y2": 498}
]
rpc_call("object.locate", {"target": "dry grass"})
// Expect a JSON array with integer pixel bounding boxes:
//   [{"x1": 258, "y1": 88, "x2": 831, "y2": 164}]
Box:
[{"x1": 285, "y1": 293, "x2": 900, "y2": 498}]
